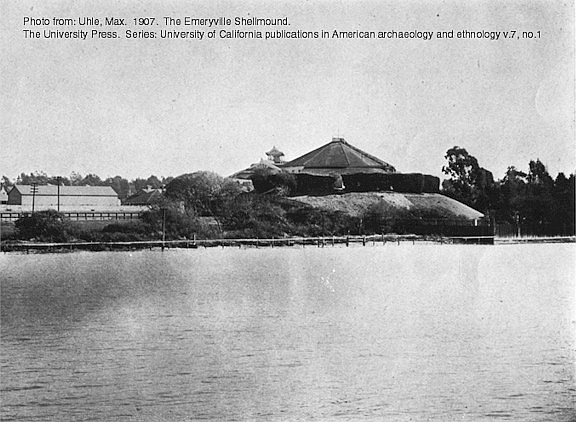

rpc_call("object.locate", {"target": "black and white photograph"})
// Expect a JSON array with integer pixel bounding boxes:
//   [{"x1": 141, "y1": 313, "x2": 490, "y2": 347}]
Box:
[{"x1": 1, "y1": 1, "x2": 575, "y2": 420}]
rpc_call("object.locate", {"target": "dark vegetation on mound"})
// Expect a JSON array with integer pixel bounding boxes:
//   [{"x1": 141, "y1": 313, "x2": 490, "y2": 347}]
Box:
[
  {"x1": 5, "y1": 196, "x2": 362, "y2": 243},
  {"x1": 3, "y1": 191, "x2": 491, "y2": 244}
]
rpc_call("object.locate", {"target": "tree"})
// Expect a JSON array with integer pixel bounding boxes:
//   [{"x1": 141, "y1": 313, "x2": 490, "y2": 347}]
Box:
[
  {"x1": 251, "y1": 168, "x2": 297, "y2": 195},
  {"x1": 15, "y1": 210, "x2": 70, "y2": 242},
  {"x1": 491, "y1": 161, "x2": 574, "y2": 234},
  {"x1": 527, "y1": 159, "x2": 554, "y2": 196},
  {"x1": 507, "y1": 160, "x2": 554, "y2": 225},
  {"x1": 442, "y1": 147, "x2": 480, "y2": 187},
  {"x1": 220, "y1": 194, "x2": 291, "y2": 237},
  {"x1": 441, "y1": 146, "x2": 495, "y2": 212},
  {"x1": 145, "y1": 175, "x2": 163, "y2": 189},
  {"x1": 141, "y1": 203, "x2": 199, "y2": 240},
  {"x1": 80, "y1": 173, "x2": 103, "y2": 186},
  {"x1": 131, "y1": 175, "x2": 164, "y2": 192},
  {"x1": 131, "y1": 178, "x2": 147, "y2": 193},
  {"x1": 16, "y1": 171, "x2": 50, "y2": 185},
  {"x1": 70, "y1": 171, "x2": 83, "y2": 185},
  {"x1": 104, "y1": 176, "x2": 130, "y2": 199},
  {"x1": 47, "y1": 176, "x2": 71, "y2": 186},
  {"x1": 502, "y1": 166, "x2": 527, "y2": 188},
  {"x1": 12, "y1": 173, "x2": 71, "y2": 187},
  {"x1": 165, "y1": 171, "x2": 241, "y2": 217},
  {"x1": 492, "y1": 167, "x2": 527, "y2": 223},
  {"x1": 550, "y1": 172, "x2": 574, "y2": 233}
]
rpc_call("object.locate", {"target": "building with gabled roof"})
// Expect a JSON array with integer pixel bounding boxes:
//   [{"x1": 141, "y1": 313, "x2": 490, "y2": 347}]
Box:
[
  {"x1": 7, "y1": 185, "x2": 120, "y2": 211},
  {"x1": 123, "y1": 187, "x2": 163, "y2": 206}
]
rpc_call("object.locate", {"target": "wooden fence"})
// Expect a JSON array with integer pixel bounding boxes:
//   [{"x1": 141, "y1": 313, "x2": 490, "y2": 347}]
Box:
[
  {"x1": 372, "y1": 217, "x2": 493, "y2": 237},
  {"x1": 0, "y1": 211, "x2": 141, "y2": 222}
]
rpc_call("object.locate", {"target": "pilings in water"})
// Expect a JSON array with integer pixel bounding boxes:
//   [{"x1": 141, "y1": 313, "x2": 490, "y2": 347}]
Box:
[{"x1": 1, "y1": 234, "x2": 503, "y2": 253}]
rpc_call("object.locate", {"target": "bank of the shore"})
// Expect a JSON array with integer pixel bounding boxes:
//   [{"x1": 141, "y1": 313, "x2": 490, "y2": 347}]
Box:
[
  {"x1": 2, "y1": 235, "x2": 575, "y2": 253},
  {"x1": 0, "y1": 235, "x2": 434, "y2": 253}
]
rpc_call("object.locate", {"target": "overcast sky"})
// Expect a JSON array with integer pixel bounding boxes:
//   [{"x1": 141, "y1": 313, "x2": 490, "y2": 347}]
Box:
[{"x1": 1, "y1": 0, "x2": 574, "y2": 182}]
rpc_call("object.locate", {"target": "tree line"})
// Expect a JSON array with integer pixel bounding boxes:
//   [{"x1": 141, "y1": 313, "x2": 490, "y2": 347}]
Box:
[
  {"x1": 441, "y1": 146, "x2": 574, "y2": 235},
  {"x1": 1, "y1": 172, "x2": 173, "y2": 200}
]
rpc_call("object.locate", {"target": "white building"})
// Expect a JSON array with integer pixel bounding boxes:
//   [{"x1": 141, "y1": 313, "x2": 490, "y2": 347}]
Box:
[
  {"x1": 7, "y1": 185, "x2": 120, "y2": 211},
  {"x1": 0, "y1": 185, "x2": 8, "y2": 204}
]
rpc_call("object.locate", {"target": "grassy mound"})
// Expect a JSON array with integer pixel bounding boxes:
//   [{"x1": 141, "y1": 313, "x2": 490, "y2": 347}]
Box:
[{"x1": 291, "y1": 192, "x2": 484, "y2": 220}]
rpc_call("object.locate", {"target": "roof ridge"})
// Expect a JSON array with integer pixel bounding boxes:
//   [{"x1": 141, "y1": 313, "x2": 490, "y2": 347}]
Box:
[
  {"x1": 282, "y1": 141, "x2": 332, "y2": 167},
  {"x1": 282, "y1": 138, "x2": 396, "y2": 172},
  {"x1": 12, "y1": 185, "x2": 118, "y2": 196},
  {"x1": 339, "y1": 142, "x2": 351, "y2": 166},
  {"x1": 344, "y1": 142, "x2": 393, "y2": 168}
]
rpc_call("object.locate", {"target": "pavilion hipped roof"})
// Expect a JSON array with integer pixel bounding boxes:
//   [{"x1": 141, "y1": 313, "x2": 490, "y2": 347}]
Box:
[{"x1": 282, "y1": 138, "x2": 395, "y2": 172}]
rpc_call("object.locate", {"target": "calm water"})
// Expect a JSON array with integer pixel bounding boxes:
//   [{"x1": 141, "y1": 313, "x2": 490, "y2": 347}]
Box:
[{"x1": 1, "y1": 244, "x2": 575, "y2": 421}]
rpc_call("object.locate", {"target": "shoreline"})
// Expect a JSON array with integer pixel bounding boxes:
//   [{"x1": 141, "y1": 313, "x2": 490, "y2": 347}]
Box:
[{"x1": 1, "y1": 235, "x2": 574, "y2": 254}]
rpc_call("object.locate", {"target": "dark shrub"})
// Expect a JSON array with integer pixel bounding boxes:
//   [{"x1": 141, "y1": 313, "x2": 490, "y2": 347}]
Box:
[
  {"x1": 102, "y1": 221, "x2": 148, "y2": 234},
  {"x1": 286, "y1": 207, "x2": 362, "y2": 236},
  {"x1": 388, "y1": 173, "x2": 425, "y2": 193},
  {"x1": 343, "y1": 173, "x2": 392, "y2": 192},
  {"x1": 294, "y1": 174, "x2": 335, "y2": 195},
  {"x1": 251, "y1": 168, "x2": 296, "y2": 195},
  {"x1": 423, "y1": 175, "x2": 440, "y2": 193},
  {"x1": 362, "y1": 202, "x2": 413, "y2": 234},
  {"x1": 142, "y1": 208, "x2": 192, "y2": 239},
  {"x1": 221, "y1": 194, "x2": 292, "y2": 237},
  {"x1": 100, "y1": 232, "x2": 148, "y2": 242},
  {"x1": 15, "y1": 210, "x2": 70, "y2": 242}
]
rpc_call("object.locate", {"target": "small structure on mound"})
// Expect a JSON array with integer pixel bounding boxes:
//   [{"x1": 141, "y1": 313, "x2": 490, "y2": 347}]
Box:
[{"x1": 265, "y1": 146, "x2": 285, "y2": 165}]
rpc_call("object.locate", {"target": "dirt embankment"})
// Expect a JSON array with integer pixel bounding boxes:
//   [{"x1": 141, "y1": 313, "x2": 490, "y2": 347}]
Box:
[{"x1": 291, "y1": 192, "x2": 484, "y2": 220}]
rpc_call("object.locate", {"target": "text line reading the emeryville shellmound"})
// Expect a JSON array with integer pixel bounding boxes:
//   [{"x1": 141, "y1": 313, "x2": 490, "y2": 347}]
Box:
[{"x1": 21, "y1": 15, "x2": 542, "y2": 42}]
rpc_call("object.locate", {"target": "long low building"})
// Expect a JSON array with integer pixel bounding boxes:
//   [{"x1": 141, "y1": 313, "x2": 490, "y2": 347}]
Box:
[{"x1": 6, "y1": 185, "x2": 121, "y2": 211}]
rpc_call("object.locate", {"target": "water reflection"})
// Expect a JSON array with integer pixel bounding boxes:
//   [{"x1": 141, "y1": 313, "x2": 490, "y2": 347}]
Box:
[{"x1": 1, "y1": 244, "x2": 575, "y2": 421}]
